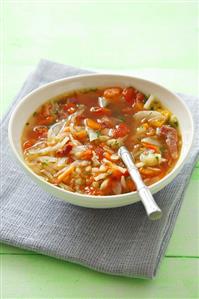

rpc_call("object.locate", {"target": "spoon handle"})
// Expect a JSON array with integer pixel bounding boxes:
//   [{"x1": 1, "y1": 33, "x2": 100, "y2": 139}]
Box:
[{"x1": 118, "y1": 146, "x2": 162, "y2": 220}]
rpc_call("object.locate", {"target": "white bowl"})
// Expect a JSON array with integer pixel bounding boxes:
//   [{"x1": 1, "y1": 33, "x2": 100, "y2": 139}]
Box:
[{"x1": 8, "y1": 74, "x2": 194, "y2": 208}]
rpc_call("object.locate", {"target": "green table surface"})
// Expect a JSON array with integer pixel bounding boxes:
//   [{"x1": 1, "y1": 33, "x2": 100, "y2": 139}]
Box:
[{"x1": 1, "y1": 2, "x2": 199, "y2": 298}]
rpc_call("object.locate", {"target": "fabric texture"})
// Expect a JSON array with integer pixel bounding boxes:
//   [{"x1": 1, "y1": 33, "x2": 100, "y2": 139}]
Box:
[{"x1": 0, "y1": 59, "x2": 198, "y2": 279}]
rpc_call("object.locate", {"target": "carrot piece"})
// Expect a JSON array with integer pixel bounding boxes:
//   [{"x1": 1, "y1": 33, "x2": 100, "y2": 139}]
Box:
[
  {"x1": 103, "y1": 87, "x2": 122, "y2": 101},
  {"x1": 143, "y1": 123, "x2": 149, "y2": 129},
  {"x1": 142, "y1": 142, "x2": 160, "y2": 153},
  {"x1": 63, "y1": 126, "x2": 70, "y2": 132},
  {"x1": 56, "y1": 165, "x2": 75, "y2": 184},
  {"x1": 139, "y1": 167, "x2": 161, "y2": 177},
  {"x1": 103, "y1": 152, "x2": 112, "y2": 160},
  {"x1": 80, "y1": 149, "x2": 93, "y2": 160},
  {"x1": 73, "y1": 130, "x2": 87, "y2": 141},
  {"x1": 86, "y1": 118, "x2": 101, "y2": 130},
  {"x1": 132, "y1": 101, "x2": 144, "y2": 113}
]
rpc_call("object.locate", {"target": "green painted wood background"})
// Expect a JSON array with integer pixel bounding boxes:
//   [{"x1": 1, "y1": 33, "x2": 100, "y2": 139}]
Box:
[{"x1": 1, "y1": 1, "x2": 199, "y2": 298}]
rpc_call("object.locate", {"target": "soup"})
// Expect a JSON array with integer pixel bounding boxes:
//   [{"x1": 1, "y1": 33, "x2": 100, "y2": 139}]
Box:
[{"x1": 22, "y1": 86, "x2": 181, "y2": 196}]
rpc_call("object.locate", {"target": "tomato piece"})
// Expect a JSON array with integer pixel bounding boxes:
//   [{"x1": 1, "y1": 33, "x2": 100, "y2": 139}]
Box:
[
  {"x1": 112, "y1": 123, "x2": 130, "y2": 138},
  {"x1": 56, "y1": 143, "x2": 73, "y2": 157},
  {"x1": 90, "y1": 107, "x2": 111, "y2": 116},
  {"x1": 111, "y1": 169, "x2": 123, "y2": 179},
  {"x1": 33, "y1": 126, "x2": 48, "y2": 139},
  {"x1": 136, "y1": 92, "x2": 145, "y2": 102},
  {"x1": 62, "y1": 102, "x2": 76, "y2": 111},
  {"x1": 122, "y1": 87, "x2": 137, "y2": 105},
  {"x1": 23, "y1": 139, "x2": 36, "y2": 150},
  {"x1": 37, "y1": 115, "x2": 55, "y2": 125},
  {"x1": 76, "y1": 114, "x2": 86, "y2": 126},
  {"x1": 68, "y1": 156, "x2": 74, "y2": 164},
  {"x1": 36, "y1": 102, "x2": 56, "y2": 125},
  {"x1": 103, "y1": 87, "x2": 122, "y2": 101},
  {"x1": 95, "y1": 146, "x2": 104, "y2": 160},
  {"x1": 67, "y1": 107, "x2": 76, "y2": 114}
]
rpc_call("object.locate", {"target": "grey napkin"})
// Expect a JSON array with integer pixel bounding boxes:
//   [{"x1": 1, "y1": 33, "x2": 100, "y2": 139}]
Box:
[{"x1": 0, "y1": 59, "x2": 198, "y2": 279}]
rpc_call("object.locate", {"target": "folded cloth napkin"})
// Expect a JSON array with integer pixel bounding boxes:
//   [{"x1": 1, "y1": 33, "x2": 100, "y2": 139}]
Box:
[{"x1": 0, "y1": 59, "x2": 198, "y2": 279}]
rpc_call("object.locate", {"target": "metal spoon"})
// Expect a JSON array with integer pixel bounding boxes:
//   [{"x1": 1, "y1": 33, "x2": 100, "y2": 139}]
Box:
[{"x1": 118, "y1": 146, "x2": 162, "y2": 220}]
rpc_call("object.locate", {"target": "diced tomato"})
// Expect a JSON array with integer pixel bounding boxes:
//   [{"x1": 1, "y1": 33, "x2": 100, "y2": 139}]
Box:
[
  {"x1": 62, "y1": 102, "x2": 76, "y2": 111},
  {"x1": 90, "y1": 107, "x2": 111, "y2": 116},
  {"x1": 67, "y1": 107, "x2": 76, "y2": 114},
  {"x1": 56, "y1": 143, "x2": 73, "y2": 157},
  {"x1": 111, "y1": 169, "x2": 123, "y2": 179},
  {"x1": 95, "y1": 146, "x2": 104, "y2": 160},
  {"x1": 122, "y1": 87, "x2": 137, "y2": 105},
  {"x1": 37, "y1": 115, "x2": 55, "y2": 125},
  {"x1": 68, "y1": 156, "x2": 74, "y2": 164},
  {"x1": 136, "y1": 92, "x2": 145, "y2": 102},
  {"x1": 76, "y1": 114, "x2": 86, "y2": 126},
  {"x1": 23, "y1": 139, "x2": 36, "y2": 150},
  {"x1": 33, "y1": 126, "x2": 48, "y2": 139},
  {"x1": 103, "y1": 87, "x2": 122, "y2": 101},
  {"x1": 112, "y1": 123, "x2": 130, "y2": 138}
]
